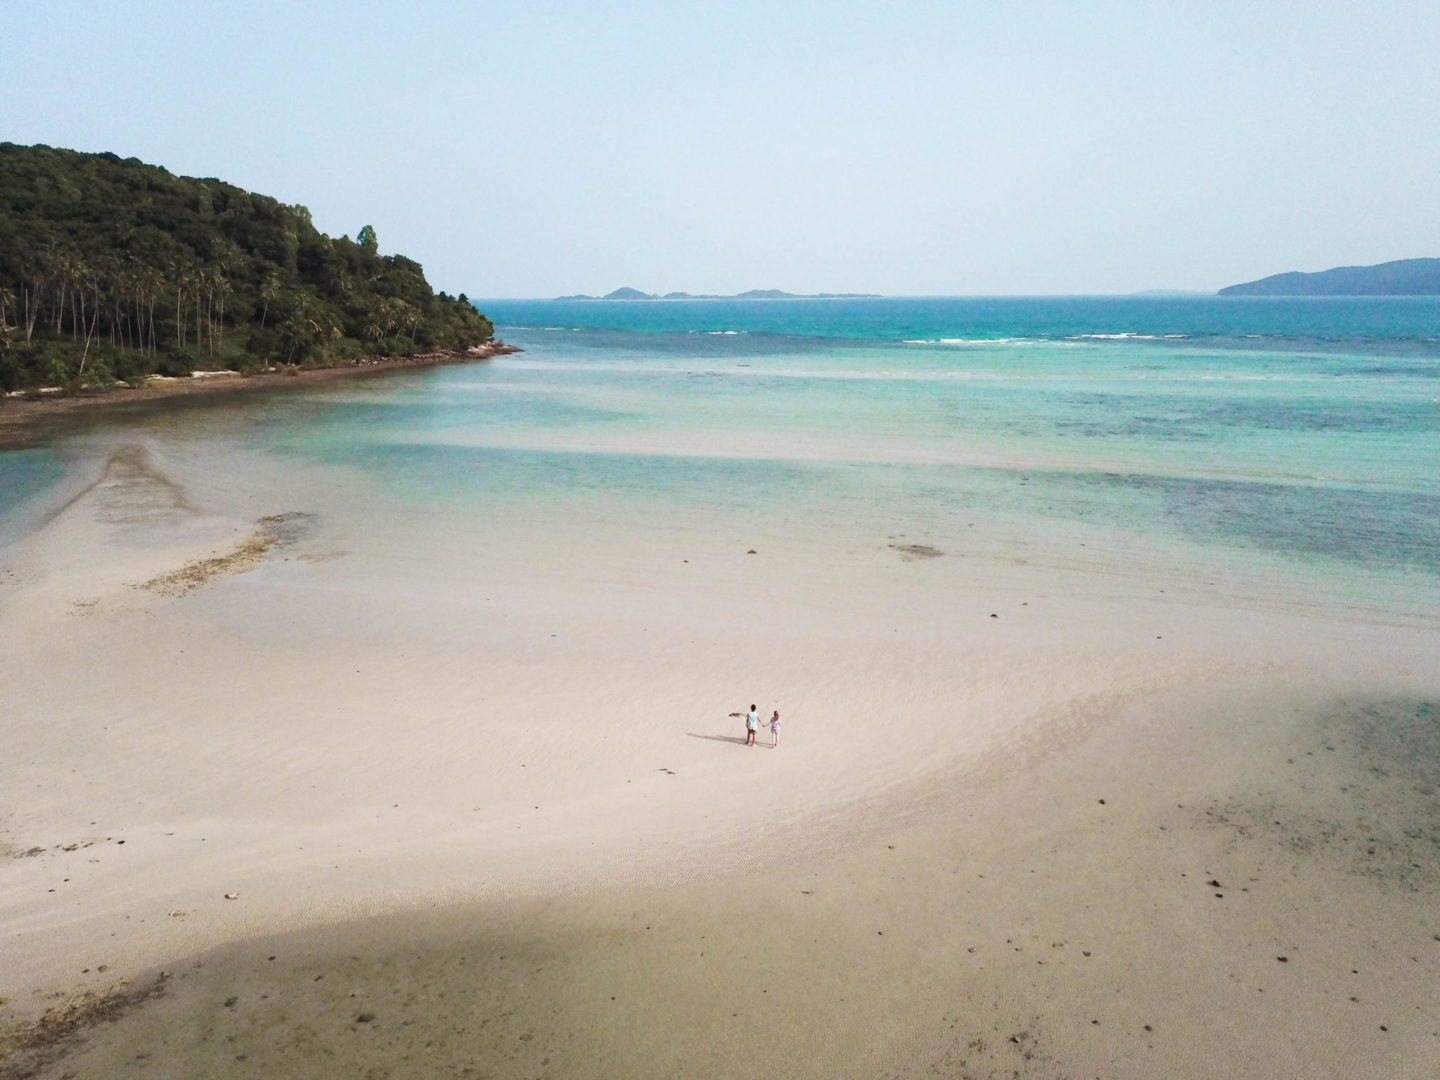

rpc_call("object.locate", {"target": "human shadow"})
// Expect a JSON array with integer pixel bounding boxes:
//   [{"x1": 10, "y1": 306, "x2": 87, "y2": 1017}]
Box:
[{"x1": 686, "y1": 732, "x2": 750, "y2": 746}]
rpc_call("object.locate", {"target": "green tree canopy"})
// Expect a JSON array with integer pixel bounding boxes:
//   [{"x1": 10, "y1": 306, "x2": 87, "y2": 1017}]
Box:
[{"x1": 0, "y1": 143, "x2": 494, "y2": 393}]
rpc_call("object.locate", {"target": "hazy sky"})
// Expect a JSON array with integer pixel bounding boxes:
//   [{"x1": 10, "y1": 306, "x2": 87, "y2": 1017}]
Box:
[{"x1": 4, "y1": 2, "x2": 1437, "y2": 297}]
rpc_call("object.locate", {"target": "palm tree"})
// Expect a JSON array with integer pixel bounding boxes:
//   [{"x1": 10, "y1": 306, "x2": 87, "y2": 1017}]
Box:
[
  {"x1": 20, "y1": 249, "x2": 49, "y2": 342},
  {"x1": 52, "y1": 249, "x2": 75, "y2": 337},
  {"x1": 282, "y1": 295, "x2": 318, "y2": 365},
  {"x1": 363, "y1": 296, "x2": 391, "y2": 343},
  {"x1": 169, "y1": 260, "x2": 188, "y2": 351},
  {"x1": 138, "y1": 268, "x2": 164, "y2": 357},
  {"x1": 258, "y1": 271, "x2": 281, "y2": 330},
  {"x1": 214, "y1": 273, "x2": 232, "y2": 360}
]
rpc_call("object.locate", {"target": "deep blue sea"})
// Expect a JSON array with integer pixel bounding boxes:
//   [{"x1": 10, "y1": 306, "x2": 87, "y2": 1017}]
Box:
[{"x1": 2, "y1": 296, "x2": 1437, "y2": 609}]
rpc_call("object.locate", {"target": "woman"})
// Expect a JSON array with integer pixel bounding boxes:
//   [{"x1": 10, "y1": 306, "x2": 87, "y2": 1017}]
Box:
[{"x1": 769, "y1": 709, "x2": 780, "y2": 748}]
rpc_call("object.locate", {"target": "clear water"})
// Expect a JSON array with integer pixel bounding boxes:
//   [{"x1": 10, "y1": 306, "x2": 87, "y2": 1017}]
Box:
[
  {"x1": 0, "y1": 445, "x2": 68, "y2": 546},
  {"x1": 2, "y1": 297, "x2": 1437, "y2": 608}
]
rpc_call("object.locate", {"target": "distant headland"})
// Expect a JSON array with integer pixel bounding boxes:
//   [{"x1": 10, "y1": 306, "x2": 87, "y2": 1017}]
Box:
[
  {"x1": 554, "y1": 287, "x2": 882, "y2": 301},
  {"x1": 1219, "y1": 257, "x2": 1440, "y2": 296}
]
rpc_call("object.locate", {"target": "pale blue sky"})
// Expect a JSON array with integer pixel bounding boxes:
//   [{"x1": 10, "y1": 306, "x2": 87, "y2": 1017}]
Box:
[{"x1": 3, "y1": 2, "x2": 1437, "y2": 297}]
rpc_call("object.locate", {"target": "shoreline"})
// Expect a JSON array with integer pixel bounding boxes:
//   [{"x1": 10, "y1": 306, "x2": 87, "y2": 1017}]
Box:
[
  {"x1": 0, "y1": 342, "x2": 519, "y2": 449},
  {"x1": 1, "y1": 369, "x2": 1436, "y2": 1077}
]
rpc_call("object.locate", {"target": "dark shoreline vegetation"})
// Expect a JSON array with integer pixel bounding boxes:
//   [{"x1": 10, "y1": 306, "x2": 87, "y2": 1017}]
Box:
[{"x1": 0, "y1": 143, "x2": 498, "y2": 397}]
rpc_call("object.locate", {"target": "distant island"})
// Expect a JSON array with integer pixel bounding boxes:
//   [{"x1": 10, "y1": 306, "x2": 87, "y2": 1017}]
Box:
[
  {"x1": 555, "y1": 287, "x2": 881, "y2": 301},
  {"x1": 0, "y1": 143, "x2": 500, "y2": 396},
  {"x1": 1218, "y1": 257, "x2": 1440, "y2": 296}
]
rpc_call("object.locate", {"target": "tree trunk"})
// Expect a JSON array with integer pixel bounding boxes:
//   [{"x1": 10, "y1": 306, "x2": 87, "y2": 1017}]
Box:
[
  {"x1": 23, "y1": 280, "x2": 42, "y2": 342},
  {"x1": 78, "y1": 297, "x2": 100, "y2": 379}
]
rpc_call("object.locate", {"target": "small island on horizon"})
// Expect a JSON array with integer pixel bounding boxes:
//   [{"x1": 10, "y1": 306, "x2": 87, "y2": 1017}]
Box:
[{"x1": 555, "y1": 286, "x2": 882, "y2": 301}]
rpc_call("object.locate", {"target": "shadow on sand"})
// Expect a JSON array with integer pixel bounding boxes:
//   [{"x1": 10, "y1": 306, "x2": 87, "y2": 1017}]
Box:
[{"x1": 686, "y1": 732, "x2": 750, "y2": 746}]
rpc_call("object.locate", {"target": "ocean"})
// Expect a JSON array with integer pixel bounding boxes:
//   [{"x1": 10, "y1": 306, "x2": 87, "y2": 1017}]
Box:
[{"x1": 1, "y1": 296, "x2": 1437, "y2": 615}]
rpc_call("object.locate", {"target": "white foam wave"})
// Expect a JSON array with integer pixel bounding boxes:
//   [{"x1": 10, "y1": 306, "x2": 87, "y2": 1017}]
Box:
[{"x1": 901, "y1": 337, "x2": 1035, "y2": 346}]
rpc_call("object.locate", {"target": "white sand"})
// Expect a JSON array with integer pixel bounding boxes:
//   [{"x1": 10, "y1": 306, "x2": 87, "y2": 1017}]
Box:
[{"x1": 2, "y1": 437, "x2": 1437, "y2": 1076}]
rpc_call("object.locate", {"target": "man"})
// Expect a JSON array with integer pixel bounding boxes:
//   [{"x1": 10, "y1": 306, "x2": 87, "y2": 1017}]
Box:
[{"x1": 746, "y1": 704, "x2": 759, "y2": 747}]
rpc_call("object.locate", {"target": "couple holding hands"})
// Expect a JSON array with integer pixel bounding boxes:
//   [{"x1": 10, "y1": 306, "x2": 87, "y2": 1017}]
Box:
[{"x1": 745, "y1": 705, "x2": 780, "y2": 748}]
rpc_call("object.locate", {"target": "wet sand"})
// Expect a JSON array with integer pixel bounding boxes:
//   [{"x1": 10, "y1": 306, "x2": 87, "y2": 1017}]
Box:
[
  {"x1": 1, "y1": 434, "x2": 1437, "y2": 1078},
  {"x1": 0, "y1": 344, "x2": 517, "y2": 449}
]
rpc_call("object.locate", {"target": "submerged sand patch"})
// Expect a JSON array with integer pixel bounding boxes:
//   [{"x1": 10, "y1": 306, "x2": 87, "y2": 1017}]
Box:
[
  {"x1": 135, "y1": 512, "x2": 315, "y2": 597},
  {"x1": 890, "y1": 542, "x2": 944, "y2": 560}
]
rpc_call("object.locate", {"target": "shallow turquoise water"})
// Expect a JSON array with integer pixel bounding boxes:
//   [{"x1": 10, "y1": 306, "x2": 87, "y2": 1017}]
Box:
[
  {"x1": 0, "y1": 444, "x2": 69, "y2": 546},
  {"x1": 2, "y1": 297, "x2": 1437, "y2": 599}
]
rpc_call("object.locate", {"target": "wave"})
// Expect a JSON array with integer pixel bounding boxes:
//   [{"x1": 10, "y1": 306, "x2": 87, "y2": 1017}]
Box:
[
  {"x1": 901, "y1": 337, "x2": 1039, "y2": 346},
  {"x1": 905, "y1": 332, "x2": 1177, "y2": 344}
]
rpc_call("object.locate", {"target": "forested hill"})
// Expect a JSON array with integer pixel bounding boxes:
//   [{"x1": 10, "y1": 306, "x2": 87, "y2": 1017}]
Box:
[
  {"x1": 0, "y1": 143, "x2": 494, "y2": 392},
  {"x1": 1218, "y1": 257, "x2": 1440, "y2": 296}
]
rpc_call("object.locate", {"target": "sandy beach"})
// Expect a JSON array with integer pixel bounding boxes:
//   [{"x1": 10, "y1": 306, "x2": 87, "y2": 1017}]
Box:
[{"x1": 1, "y1": 414, "x2": 1436, "y2": 1079}]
